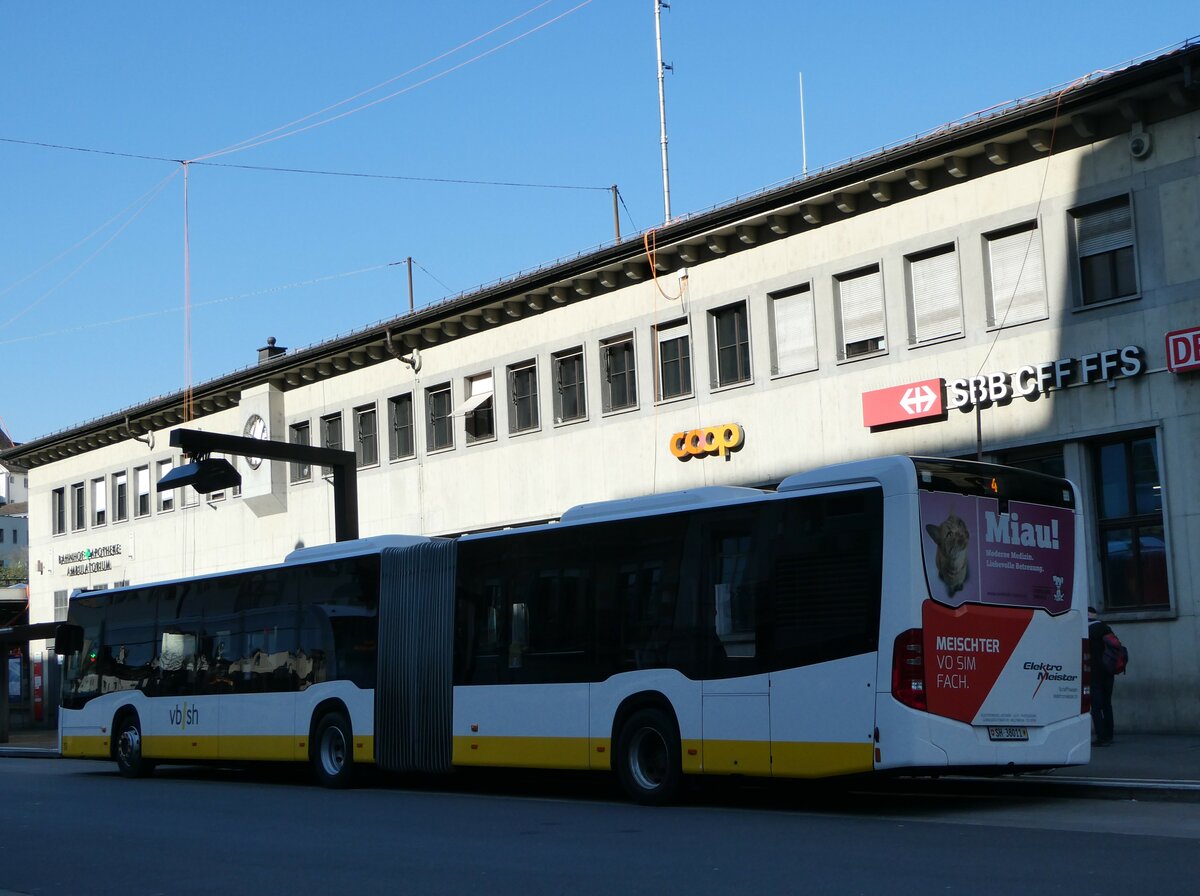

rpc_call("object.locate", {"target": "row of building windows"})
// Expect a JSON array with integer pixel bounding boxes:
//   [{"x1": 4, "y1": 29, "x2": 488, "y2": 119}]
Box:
[
  {"x1": 825, "y1": 192, "x2": 1136, "y2": 362},
  {"x1": 48, "y1": 458, "x2": 244, "y2": 536},
  {"x1": 281, "y1": 194, "x2": 1139, "y2": 473},
  {"x1": 44, "y1": 195, "x2": 1147, "y2": 544},
  {"x1": 0, "y1": 528, "x2": 19, "y2": 544}
]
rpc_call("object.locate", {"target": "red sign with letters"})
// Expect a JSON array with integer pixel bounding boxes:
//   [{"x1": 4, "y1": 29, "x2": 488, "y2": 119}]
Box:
[
  {"x1": 862, "y1": 378, "x2": 944, "y2": 428},
  {"x1": 1166, "y1": 327, "x2": 1200, "y2": 373}
]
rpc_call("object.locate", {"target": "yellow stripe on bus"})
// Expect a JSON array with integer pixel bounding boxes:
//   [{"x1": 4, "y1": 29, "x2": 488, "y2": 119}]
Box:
[
  {"x1": 61, "y1": 735, "x2": 109, "y2": 758},
  {"x1": 62, "y1": 735, "x2": 377, "y2": 765},
  {"x1": 66, "y1": 731, "x2": 868, "y2": 779},
  {"x1": 702, "y1": 739, "x2": 773, "y2": 776},
  {"x1": 770, "y1": 741, "x2": 875, "y2": 778},
  {"x1": 585, "y1": 737, "x2": 704, "y2": 773},
  {"x1": 452, "y1": 735, "x2": 592, "y2": 769}
]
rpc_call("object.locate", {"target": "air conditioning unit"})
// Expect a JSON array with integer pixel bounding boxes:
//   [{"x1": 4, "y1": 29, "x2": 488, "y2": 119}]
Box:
[{"x1": 1130, "y1": 132, "x2": 1152, "y2": 159}]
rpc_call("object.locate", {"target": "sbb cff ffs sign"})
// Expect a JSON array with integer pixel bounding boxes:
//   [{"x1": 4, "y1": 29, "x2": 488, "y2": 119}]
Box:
[
  {"x1": 1166, "y1": 327, "x2": 1200, "y2": 374},
  {"x1": 862, "y1": 379, "x2": 944, "y2": 428}
]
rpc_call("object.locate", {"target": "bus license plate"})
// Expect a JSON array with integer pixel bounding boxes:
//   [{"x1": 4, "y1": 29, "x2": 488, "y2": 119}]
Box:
[{"x1": 988, "y1": 726, "x2": 1029, "y2": 741}]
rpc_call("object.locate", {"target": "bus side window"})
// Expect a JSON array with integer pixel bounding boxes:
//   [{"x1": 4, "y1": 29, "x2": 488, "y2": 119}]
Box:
[
  {"x1": 509, "y1": 601, "x2": 528, "y2": 669},
  {"x1": 506, "y1": 527, "x2": 593, "y2": 683},
  {"x1": 62, "y1": 595, "x2": 108, "y2": 709},
  {"x1": 158, "y1": 629, "x2": 198, "y2": 696},
  {"x1": 155, "y1": 583, "x2": 204, "y2": 697},
  {"x1": 711, "y1": 529, "x2": 757, "y2": 660},
  {"x1": 196, "y1": 576, "x2": 239, "y2": 695},
  {"x1": 237, "y1": 570, "x2": 300, "y2": 693},
  {"x1": 466, "y1": 576, "x2": 505, "y2": 685},
  {"x1": 297, "y1": 603, "x2": 330, "y2": 690},
  {"x1": 594, "y1": 512, "x2": 689, "y2": 677},
  {"x1": 768, "y1": 488, "x2": 884, "y2": 671},
  {"x1": 104, "y1": 588, "x2": 157, "y2": 695}
]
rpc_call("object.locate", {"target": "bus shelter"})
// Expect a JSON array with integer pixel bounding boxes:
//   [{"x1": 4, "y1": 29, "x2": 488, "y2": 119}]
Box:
[{"x1": 0, "y1": 622, "x2": 60, "y2": 743}]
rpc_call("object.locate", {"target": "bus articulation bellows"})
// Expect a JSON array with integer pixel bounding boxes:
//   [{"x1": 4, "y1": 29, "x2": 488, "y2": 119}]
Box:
[{"x1": 55, "y1": 456, "x2": 1091, "y2": 802}]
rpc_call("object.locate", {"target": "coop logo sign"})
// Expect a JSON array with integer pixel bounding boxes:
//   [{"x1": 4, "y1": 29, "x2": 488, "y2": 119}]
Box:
[
  {"x1": 57, "y1": 544, "x2": 123, "y2": 577},
  {"x1": 670, "y1": 423, "x2": 744, "y2": 460}
]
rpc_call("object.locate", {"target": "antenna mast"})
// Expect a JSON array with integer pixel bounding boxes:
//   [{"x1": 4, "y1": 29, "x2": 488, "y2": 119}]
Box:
[
  {"x1": 655, "y1": 0, "x2": 672, "y2": 223},
  {"x1": 799, "y1": 72, "x2": 809, "y2": 177}
]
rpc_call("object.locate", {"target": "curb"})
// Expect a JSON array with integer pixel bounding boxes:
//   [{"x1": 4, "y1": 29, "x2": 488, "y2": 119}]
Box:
[
  {"x1": 943, "y1": 774, "x2": 1200, "y2": 803},
  {"x1": 1029, "y1": 775, "x2": 1200, "y2": 802},
  {"x1": 0, "y1": 748, "x2": 60, "y2": 759}
]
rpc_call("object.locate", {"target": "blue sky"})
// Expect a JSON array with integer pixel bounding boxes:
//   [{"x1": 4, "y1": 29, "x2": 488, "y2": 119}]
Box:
[{"x1": 2, "y1": 2, "x2": 1196, "y2": 443}]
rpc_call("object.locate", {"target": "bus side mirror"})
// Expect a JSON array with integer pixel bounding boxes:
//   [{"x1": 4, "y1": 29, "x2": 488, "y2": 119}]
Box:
[{"x1": 54, "y1": 624, "x2": 84, "y2": 656}]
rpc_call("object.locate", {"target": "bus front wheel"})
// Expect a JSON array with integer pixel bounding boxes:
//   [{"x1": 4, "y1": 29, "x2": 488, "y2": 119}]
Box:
[
  {"x1": 114, "y1": 714, "x2": 155, "y2": 779},
  {"x1": 615, "y1": 707, "x2": 682, "y2": 805},
  {"x1": 313, "y1": 711, "x2": 355, "y2": 789}
]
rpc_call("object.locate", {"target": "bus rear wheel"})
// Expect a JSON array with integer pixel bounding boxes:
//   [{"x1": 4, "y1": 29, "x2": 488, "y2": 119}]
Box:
[
  {"x1": 313, "y1": 711, "x2": 355, "y2": 789},
  {"x1": 114, "y1": 714, "x2": 155, "y2": 779},
  {"x1": 615, "y1": 707, "x2": 682, "y2": 805}
]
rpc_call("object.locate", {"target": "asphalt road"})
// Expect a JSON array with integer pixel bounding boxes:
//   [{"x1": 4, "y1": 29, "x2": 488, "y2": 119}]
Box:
[{"x1": 2, "y1": 759, "x2": 1198, "y2": 896}]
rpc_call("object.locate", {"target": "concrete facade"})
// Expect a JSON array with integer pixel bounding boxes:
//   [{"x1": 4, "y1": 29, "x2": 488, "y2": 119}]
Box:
[{"x1": 5, "y1": 43, "x2": 1199, "y2": 732}]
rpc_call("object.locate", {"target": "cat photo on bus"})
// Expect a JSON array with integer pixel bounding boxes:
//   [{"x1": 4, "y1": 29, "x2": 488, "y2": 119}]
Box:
[{"x1": 926, "y1": 512, "x2": 970, "y2": 596}]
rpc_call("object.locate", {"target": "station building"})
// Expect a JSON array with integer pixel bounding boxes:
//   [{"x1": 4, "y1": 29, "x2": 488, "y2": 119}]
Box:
[{"x1": 4, "y1": 42, "x2": 1199, "y2": 732}]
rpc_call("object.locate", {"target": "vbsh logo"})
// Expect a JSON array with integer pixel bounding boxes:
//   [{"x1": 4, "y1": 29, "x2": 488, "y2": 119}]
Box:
[{"x1": 168, "y1": 703, "x2": 199, "y2": 730}]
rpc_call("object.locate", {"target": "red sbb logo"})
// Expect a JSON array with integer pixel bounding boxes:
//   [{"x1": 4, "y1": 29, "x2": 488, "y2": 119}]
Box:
[
  {"x1": 862, "y1": 379, "x2": 945, "y2": 428},
  {"x1": 1166, "y1": 327, "x2": 1200, "y2": 374}
]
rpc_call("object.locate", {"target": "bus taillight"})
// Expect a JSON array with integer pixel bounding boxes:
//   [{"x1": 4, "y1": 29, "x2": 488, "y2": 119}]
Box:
[
  {"x1": 891, "y1": 628, "x2": 927, "y2": 711},
  {"x1": 1081, "y1": 637, "x2": 1091, "y2": 715}
]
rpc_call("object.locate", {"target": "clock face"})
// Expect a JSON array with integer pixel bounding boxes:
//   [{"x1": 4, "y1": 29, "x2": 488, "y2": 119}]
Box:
[{"x1": 243, "y1": 414, "x2": 267, "y2": 469}]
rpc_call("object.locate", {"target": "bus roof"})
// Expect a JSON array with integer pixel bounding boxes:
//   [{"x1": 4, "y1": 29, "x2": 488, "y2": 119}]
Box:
[
  {"x1": 284, "y1": 534, "x2": 436, "y2": 565},
  {"x1": 559, "y1": 485, "x2": 765, "y2": 524},
  {"x1": 777, "y1": 455, "x2": 918, "y2": 496}
]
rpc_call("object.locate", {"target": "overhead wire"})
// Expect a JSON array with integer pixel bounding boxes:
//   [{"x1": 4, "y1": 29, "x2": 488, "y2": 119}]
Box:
[
  {"x1": 616, "y1": 187, "x2": 639, "y2": 235},
  {"x1": 0, "y1": 262, "x2": 396, "y2": 347},
  {"x1": 3, "y1": 0, "x2": 604, "y2": 442},
  {"x1": 193, "y1": 0, "x2": 558, "y2": 162},
  {"x1": 189, "y1": 159, "x2": 610, "y2": 192},
  {"x1": 410, "y1": 259, "x2": 455, "y2": 295},
  {"x1": 0, "y1": 134, "x2": 610, "y2": 192},
  {"x1": 190, "y1": 0, "x2": 596, "y2": 163},
  {"x1": 0, "y1": 167, "x2": 181, "y2": 331},
  {"x1": 1, "y1": 1, "x2": 606, "y2": 335},
  {"x1": 0, "y1": 136, "x2": 180, "y2": 164},
  {"x1": 0, "y1": 167, "x2": 181, "y2": 302},
  {"x1": 643, "y1": 228, "x2": 682, "y2": 301}
]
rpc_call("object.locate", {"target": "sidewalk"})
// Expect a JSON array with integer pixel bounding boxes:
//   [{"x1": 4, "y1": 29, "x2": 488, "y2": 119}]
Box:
[
  {"x1": 0, "y1": 728, "x2": 58, "y2": 755},
  {"x1": 1027, "y1": 733, "x2": 1200, "y2": 799},
  {"x1": 4, "y1": 729, "x2": 1199, "y2": 793}
]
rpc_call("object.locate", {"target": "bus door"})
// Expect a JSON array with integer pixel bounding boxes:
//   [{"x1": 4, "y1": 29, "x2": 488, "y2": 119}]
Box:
[
  {"x1": 149, "y1": 583, "x2": 222, "y2": 761},
  {"x1": 699, "y1": 510, "x2": 771, "y2": 776},
  {"x1": 220, "y1": 573, "x2": 298, "y2": 762}
]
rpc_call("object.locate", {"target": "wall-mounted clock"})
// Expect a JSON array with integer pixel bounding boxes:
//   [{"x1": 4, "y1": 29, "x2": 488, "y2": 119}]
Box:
[{"x1": 243, "y1": 413, "x2": 268, "y2": 469}]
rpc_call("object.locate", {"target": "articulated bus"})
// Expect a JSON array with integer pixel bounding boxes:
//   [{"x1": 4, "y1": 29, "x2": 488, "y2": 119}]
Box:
[{"x1": 56, "y1": 456, "x2": 1091, "y2": 802}]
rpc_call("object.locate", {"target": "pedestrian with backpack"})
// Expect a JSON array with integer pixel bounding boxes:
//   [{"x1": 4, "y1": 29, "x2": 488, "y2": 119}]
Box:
[{"x1": 1088, "y1": 606, "x2": 1127, "y2": 746}]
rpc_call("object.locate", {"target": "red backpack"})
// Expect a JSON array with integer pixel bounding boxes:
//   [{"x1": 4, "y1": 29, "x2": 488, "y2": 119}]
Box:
[{"x1": 1102, "y1": 631, "x2": 1129, "y2": 675}]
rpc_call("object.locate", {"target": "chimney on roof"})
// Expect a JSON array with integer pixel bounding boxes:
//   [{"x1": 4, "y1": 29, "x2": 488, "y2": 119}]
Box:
[{"x1": 257, "y1": 336, "x2": 286, "y2": 365}]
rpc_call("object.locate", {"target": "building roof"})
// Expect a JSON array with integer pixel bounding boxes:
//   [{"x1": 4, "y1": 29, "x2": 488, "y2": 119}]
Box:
[{"x1": 3, "y1": 38, "x2": 1198, "y2": 471}]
